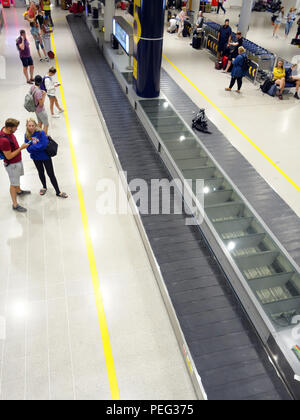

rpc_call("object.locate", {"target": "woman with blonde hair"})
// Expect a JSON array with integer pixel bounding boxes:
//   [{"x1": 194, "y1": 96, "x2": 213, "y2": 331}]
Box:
[
  {"x1": 225, "y1": 46, "x2": 248, "y2": 93},
  {"x1": 25, "y1": 118, "x2": 67, "y2": 198},
  {"x1": 177, "y1": 6, "x2": 186, "y2": 38},
  {"x1": 273, "y1": 7, "x2": 285, "y2": 38},
  {"x1": 273, "y1": 59, "x2": 286, "y2": 100},
  {"x1": 285, "y1": 8, "x2": 297, "y2": 39}
]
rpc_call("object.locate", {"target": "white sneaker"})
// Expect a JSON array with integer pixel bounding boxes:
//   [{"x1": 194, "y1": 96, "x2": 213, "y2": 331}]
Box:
[{"x1": 52, "y1": 114, "x2": 60, "y2": 118}]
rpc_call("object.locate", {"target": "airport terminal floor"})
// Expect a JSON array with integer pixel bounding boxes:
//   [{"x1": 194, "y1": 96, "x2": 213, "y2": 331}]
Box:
[
  {"x1": 0, "y1": 0, "x2": 300, "y2": 402},
  {"x1": 0, "y1": 4, "x2": 196, "y2": 400}
]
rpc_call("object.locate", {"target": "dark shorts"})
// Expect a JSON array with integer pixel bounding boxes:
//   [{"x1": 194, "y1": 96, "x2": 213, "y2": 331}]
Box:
[
  {"x1": 218, "y1": 42, "x2": 227, "y2": 53},
  {"x1": 20, "y1": 56, "x2": 34, "y2": 68}
]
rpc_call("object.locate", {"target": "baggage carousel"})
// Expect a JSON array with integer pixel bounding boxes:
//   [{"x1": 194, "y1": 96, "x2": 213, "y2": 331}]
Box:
[{"x1": 66, "y1": 14, "x2": 300, "y2": 400}]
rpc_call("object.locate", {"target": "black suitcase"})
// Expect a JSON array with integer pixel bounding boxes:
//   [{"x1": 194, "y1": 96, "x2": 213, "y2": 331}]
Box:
[{"x1": 192, "y1": 35, "x2": 202, "y2": 50}]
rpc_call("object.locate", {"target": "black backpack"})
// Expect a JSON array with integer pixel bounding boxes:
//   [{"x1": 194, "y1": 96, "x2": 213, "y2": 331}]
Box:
[
  {"x1": 192, "y1": 109, "x2": 211, "y2": 134},
  {"x1": 242, "y1": 56, "x2": 251, "y2": 73},
  {"x1": 260, "y1": 79, "x2": 274, "y2": 93}
]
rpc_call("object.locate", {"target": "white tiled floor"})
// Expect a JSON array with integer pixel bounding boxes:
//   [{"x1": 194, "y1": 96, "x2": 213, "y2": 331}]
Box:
[
  {"x1": 0, "y1": 6, "x2": 196, "y2": 400},
  {"x1": 162, "y1": 7, "x2": 300, "y2": 216}
]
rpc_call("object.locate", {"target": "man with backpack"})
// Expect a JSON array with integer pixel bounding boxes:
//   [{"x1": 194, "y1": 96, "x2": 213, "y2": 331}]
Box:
[
  {"x1": 30, "y1": 75, "x2": 49, "y2": 134},
  {"x1": 16, "y1": 30, "x2": 35, "y2": 85},
  {"x1": 0, "y1": 119, "x2": 31, "y2": 213}
]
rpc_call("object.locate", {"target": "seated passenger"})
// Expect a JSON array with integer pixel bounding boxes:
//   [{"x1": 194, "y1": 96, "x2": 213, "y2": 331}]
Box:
[
  {"x1": 167, "y1": 15, "x2": 178, "y2": 33},
  {"x1": 290, "y1": 56, "x2": 300, "y2": 99},
  {"x1": 193, "y1": 11, "x2": 204, "y2": 34},
  {"x1": 273, "y1": 59, "x2": 286, "y2": 100},
  {"x1": 223, "y1": 31, "x2": 243, "y2": 74}
]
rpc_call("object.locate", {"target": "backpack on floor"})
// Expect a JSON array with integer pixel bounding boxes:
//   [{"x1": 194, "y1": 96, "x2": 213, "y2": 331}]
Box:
[
  {"x1": 260, "y1": 79, "x2": 274, "y2": 94},
  {"x1": 267, "y1": 84, "x2": 277, "y2": 97},
  {"x1": 48, "y1": 51, "x2": 55, "y2": 59},
  {"x1": 215, "y1": 60, "x2": 222, "y2": 70},
  {"x1": 24, "y1": 88, "x2": 37, "y2": 112}
]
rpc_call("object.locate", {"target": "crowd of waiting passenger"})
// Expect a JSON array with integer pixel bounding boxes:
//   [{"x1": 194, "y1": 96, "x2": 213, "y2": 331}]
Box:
[
  {"x1": 166, "y1": 3, "x2": 300, "y2": 99},
  {"x1": 1, "y1": 1, "x2": 68, "y2": 214}
]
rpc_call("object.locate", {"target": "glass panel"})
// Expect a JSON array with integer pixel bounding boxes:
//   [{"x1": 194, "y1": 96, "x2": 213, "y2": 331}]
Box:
[{"x1": 140, "y1": 97, "x2": 300, "y2": 331}]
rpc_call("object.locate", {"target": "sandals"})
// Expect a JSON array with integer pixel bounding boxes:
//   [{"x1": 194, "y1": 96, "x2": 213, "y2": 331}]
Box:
[
  {"x1": 40, "y1": 189, "x2": 47, "y2": 196},
  {"x1": 17, "y1": 190, "x2": 31, "y2": 196},
  {"x1": 57, "y1": 192, "x2": 68, "y2": 199}
]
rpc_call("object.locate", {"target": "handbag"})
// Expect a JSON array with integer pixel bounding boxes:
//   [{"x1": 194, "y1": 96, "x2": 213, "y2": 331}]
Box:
[{"x1": 46, "y1": 136, "x2": 58, "y2": 157}]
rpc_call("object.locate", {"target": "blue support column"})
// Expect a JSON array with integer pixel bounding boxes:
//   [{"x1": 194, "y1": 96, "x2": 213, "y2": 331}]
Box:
[{"x1": 133, "y1": 0, "x2": 165, "y2": 98}]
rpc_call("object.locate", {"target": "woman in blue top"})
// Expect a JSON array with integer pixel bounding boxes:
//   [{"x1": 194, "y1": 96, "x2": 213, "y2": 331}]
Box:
[
  {"x1": 285, "y1": 8, "x2": 296, "y2": 38},
  {"x1": 25, "y1": 118, "x2": 67, "y2": 198},
  {"x1": 225, "y1": 47, "x2": 247, "y2": 93}
]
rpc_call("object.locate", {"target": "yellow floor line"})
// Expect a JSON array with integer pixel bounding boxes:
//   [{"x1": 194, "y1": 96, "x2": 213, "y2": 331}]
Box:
[
  {"x1": 162, "y1": 54, "x2": 300, "y2": 193},
  {"x1": 50, "y1": 33, "x2": 120, "y2": 400}
]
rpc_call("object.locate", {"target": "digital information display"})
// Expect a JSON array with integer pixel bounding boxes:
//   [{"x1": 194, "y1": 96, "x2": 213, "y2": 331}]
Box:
[{"x1": 113, "y1": 19, "x2": 130, "y2": 55}]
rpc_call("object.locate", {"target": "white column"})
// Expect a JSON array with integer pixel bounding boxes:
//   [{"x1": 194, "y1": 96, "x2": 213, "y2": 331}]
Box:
[
  {"x1": 238, "y1": 0, "x2": 253, "y2": 38},
  {"x1": 191, "y1": 0, "x2": 200, "y2": 24},
  {"x1": 104, "y1": 0, "x2": 115, "y2": 42}
]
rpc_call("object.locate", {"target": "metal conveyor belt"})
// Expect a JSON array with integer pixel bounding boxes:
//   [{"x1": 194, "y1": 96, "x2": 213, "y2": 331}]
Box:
[{"x1": 67, "y1": 15, "x2": 291, "y2": 400}]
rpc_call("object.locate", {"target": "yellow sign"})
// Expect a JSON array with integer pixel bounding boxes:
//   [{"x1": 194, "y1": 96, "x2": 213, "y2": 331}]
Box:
[
  {"x1": 133, "y1": 57, "x2": 138, "y2": 80},
  {"x1": 134, "y1": 0, "x2": 142, "y2": 45}
]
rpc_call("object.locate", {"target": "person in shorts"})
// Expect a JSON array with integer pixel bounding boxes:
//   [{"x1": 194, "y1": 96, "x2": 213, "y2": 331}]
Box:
[
  {"x1": 31, "y1": 75, "x2": 49, "y2": 135},
  {"x1": 16, "y1": 30, "x2": 35, "y2": 85},
  {"x1": 44, "y1": 67, "x2": 64, "y2": 118},
  {"x1": 0, "y1": 119, "x2": 31, "y2": 213},
  {"x1": 30, "y1": 22, "x2": 48, "y2": 62},
  {"x1": 217, "y1": 19, "x2": 232, "y2": 60}
]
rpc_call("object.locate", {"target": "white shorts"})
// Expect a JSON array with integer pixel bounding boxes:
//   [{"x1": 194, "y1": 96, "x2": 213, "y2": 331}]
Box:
[{"x1": 5, "y1": 161, "x2": 24, "y2": 187}]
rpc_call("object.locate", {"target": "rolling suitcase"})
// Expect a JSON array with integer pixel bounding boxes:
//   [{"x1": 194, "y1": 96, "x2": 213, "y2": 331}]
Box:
[{"x1": 192, "y1": 34, "x2": 202, "y2": 50}]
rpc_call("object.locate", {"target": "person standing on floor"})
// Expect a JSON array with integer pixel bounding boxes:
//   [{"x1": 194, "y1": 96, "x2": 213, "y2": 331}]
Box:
[
  {"x1": 43, "y1": 67, "x2": 64, "y2": 118},
  {"x1": 0, "y1": 119, "x2": 31, "y2": 213},
  {"x1": 42, "y1": 0, "x2": 54, "y2": 27},
  {"x1": 285, "y1": 8, "x2": 296, "y2": 39},
  {"x1": 217, "y1": 19, "x2": 232, "y2": 60},
  {"x1": 225, "y1": 47, "x2": 247, "y2": 93},
  {"x1": 25, "y1": 119, "x2": 68, "y2": 198},
  {"x1": 16, "y1": 30, "x2": 35, "y2": 85},
  {"x1": 30, "y1": 22, "x2": 48, "y2": 62},
  {"x1": 177, "y1": 7, "x2": 186, "y2": 38},
  {"x1": 35, "y1": 6, "x2": 45, "y2": 29},
  {"x1": 223, "y1": 31, "x2": 243, "y2": 73},
  {"x1": 217, "y1": 0, "x2": 226, "y2": 15},
  {"x1": 41, "y1": 17, "x2": 52, "y2": 56},
  {"x1": 31, "y1": 75, "x2": 49, "y2": 134},
  {"x1": 273, "y1": 7, "x2": 284, "y2": 38}
]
